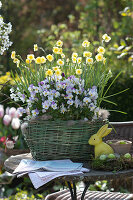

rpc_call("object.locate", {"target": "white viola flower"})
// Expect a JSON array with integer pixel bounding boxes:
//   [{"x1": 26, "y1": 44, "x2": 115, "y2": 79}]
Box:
[
  {"x1": 42, "y1": 101, "x2": 50, "y2": 110},
  {"x1": 51, "y1": 103, "x2": 57, "y2": 110},
  {"x1": 67, "y1": 100, "x2": 74, "y2": 105},
  {"x1": 48, "y1": 96, "x2": 54, "y2": 102},
  {"x1": 83, "y1": 97, "x2": 91, "y2": 104},
  {"x1": 9, "y1": 107, "x2": 17, "y2": 118},
  {"x1": 31, "y1": 108, "x2": 39, "y2": 117},
  {"x1": 60, "y1": 105, "x2": 67, "y2": 114},
  {"x1": 67, "y1": 94, "x2": 73, "y2": 100},
  {"x1": 89, "y1": 89, "x2": 98, "y2": 100},
  {"x1": 89, "y1": 103, "x2": 96, "y2": 111},
  {"x1": 10, "y1": 87, "x2": 14, "y2": 93},
  {"x1": 56, "y1": 83, "x2": 61, "y2": 90},
  {"x1": 42, "y1": 109, "x2": 46, "y2": 113},
  {"x1": 11, "y1": 118, "x2": 20, "y2": 130},
  {"x1": 3, "y1": 115, "x2": 11, "y2": 126},
  {"x1": 43, "y1": 90, "x2": 49, "y2": 97},
  {"x1": 75, "y1": 89, "x2": 79, "y2": 95},
  {"x1": 10, "y1": 93, "x2": 16, "y2": 99},
  {"x1": 0, "y1": 105, "x2": 4, "y2": 118},
  {"x1": 6, "y1": 140, "x2": 14, "y2": 149},
  {"x1": 54, "y1": 91, "x2": 60, "y2": 98},
  {"x1": 33, "y1": 86, "x2": 39, "y2": 93}
]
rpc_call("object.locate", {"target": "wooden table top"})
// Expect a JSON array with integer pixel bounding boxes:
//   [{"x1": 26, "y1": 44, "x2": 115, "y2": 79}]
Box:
[{"x1": 4, "y1": 153, "x2": 133, "y2": 182}]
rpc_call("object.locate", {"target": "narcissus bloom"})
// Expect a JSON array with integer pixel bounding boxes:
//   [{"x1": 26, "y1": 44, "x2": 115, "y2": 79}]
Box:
[
  {"x1": 97, "y1": 46, "x2": 105, "y2": 54},
  {"x1": 46, "y1": 69, "x2": 53, "y2": 76},
  {"x1": 53, "y1": 47, "x2": 59, "y2": 54},
  {"x1": 102, "y1": 34, "x2": 111, "y2": 42},
  {"x1": 95, "y1": 53, "x2": 103, "y2": 62},
  {"x1": 11, "y1": 51, "x2": 16, "y2": 59},
  {"x1": 76, "y1": 69, "x2": 82, "y2": 75},
  {"x1": 35, "y1": 57, "x2": 42, "y2": 64},
  {"x1": 57, "y1": 59, "x2": 64, "y2": 66},
  {"x1": 34, "y1": 44, "x2": 38, "y2": 51},
  {"x1": 27, "y1": 54, "x2": 35, "y2": 61},
  {"x1": 77, "y1": 57, "x2": 82, "y2": 64},
  {"x1": 82, "y1": 40, "x2": 90, "y2": 47},
  {"x1": 72, "y1": 52, "x2": 78, "y2": 58},
  {"x1": 26, "y1": 59, "x2": 31, "y2": 64},
  {"x1": 46, "y1": 54, "x2": 54, "y2": 62},
  {"x1": 41, "y1": 56, "x2": 46, "y2": 64},
  {"x1": 56, "y1": 40, "x2": 63, "y2": 47},
  {"x1": 86, "y1": 57, "x2": 93, "y2": 64},
  {"x1": 83, "y1": 51, "x2": 92, "y2": 57},
  {"x1": 53, "y1": 66, "x2": 59, "y2": 71},
  {"x1": 55, "y1": 69, "x2": 62, "y2": 76}
]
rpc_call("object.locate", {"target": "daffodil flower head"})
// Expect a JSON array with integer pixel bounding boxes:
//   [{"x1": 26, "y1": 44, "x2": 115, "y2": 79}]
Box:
[
  {"x1": 46, "y1": 54, "x2": 54, "y2": 62},
  {"x1": 57, "y1": 59, "x2": 64, "y2": 66},
  {"x1": 83, "y1": 51, "x2": 92, "y2": 57},
  {"x1": 102, "y1": 34, "x2": 111, "y2": 42},
  {"x1": 53, "y1": 66, "x2": 59, "y2": 71},
  {"x1": 26, "y1": 59, "x2": 31, "y2": 64},
  {"x1": 61, "y1": 53, "x2": 65, "y2": 58},
  {"x1": 11, "y1": 51, "x2": 16, "y2": 59},
  {"x1": 56, "y1": 40, "x2": 63, "y2": 47},
  {"x1": 46, "y1": 69, "x2": 53, "y2": 76},
  {"x1": 82, "y1": 40, "x2": 90, "y2": 47},
  {"x1": 72, "y1": 52, "x2": 78, "y2": 58},
  {"x1": 86, "y1": 57, "x2": 93, "y2": 64},
  {"x1": 55, "y1": 69, "x2": 62, "y2": 76},
  {"x1": 97, "y1": 46, "x2": 105, "y2": 54},
  {"x1": 35, "y1": 57, "x2": 42, "y2": 64},
  {"x1": 34, "y1": 44, "x2": 38, "y2": 51},
  {"x1": 77, "y1": 57, "x2": 82, "y2": 64},
  {"x1": 41, "y1": 56, "x2": 46, "y2": 64},
  {"x1": 53, "y1": 47, "x2": 59, "y2": 54},
  {"x1": 76, "y1": 69, "x2": 82, "y2": 75},
  {"x1": 27, "y1": 54, "x2": 35, "y2": 61},
  {"x1": 72, "y1": 57, "x2": 77, "y2": 63},
  {"x1": 95, "y1": 53, "x2": 103, "y2": 62}
]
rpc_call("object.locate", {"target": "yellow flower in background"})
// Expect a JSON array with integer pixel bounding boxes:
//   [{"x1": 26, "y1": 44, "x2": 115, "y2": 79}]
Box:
[
  {"x1": 13, "y1": 58, "x2": 20, "y2": 67},
  {"x1": 61, "y1": 53, "x2": 65, "y2": 58},
  {"x1": 95, "y1": 53, "x2": 103, "y2": 62},
  {"x1": 72, "y1": 52, "x2": 78, "y2": 58},
  {"x1": 58, "y1": 48, "x2": 63, "y2": 54},
  {"x1": 76, "y1": 69, "x2": 82, "y2": 75},
  {"x1": 82, "y1": 40, "x2": 90, "y2": 47},
  {"x1": 128, "y1": 56, "x2": 133, "y2": 62},
  {"x1": 55, "y1": 69, "x2": 62, "y2": 76},
  {"x1": 26, "y1": 59, "x2": 31, "y2": 64},
  {"x1": 102, "y1": 34, "x2": 111, "y2": 42},
  {"x1": 41, "y1": 56, "x2": 46, "y2": 64},
  {"x1": 53, "y1": 66, "x2": 59, "y2": 71},
  {"x1": 11, "y1": 51, "x2": 16, "y2": 59},
  {"x1": 103, "y1": 57, "x2": 106, "y2": 65},
  {"x1": 57, "y1": 59, "x2": 64, "y2": 66},
  {"x1": 53, "y1": 47, "x2": 59, "y2": 54},
  {"x1": 83, "y1": 51, "x2": 92, "y2": 57},
  {"x1": 97, "y1": 46, "x2": 105, "y2": 54},
  {"x1": 46, "y1": 54, "x2": 54, "y2": 62},
  {"x1": 27, "y1": 54, "x2": 35, "y2": 61},
  {"x1": 72, "y1": 57, "x2": 76, "y2": 63},
  {"x1": 34, "y1": 44, "x2": 38, "y2": 51},
  {"x1": 35, "y1": 57, "x2": 42, "y2": 64},
  {"x1": 66, "y1": 58, "x2": 69, "y2": 63},
  {"x1": 77, "y1": 57, "x2": 82, "y2": 64},
  {"x1": 86, "y1": 57, "x2": 93, "y2": 64},
  {"x1": 46, "y1": 69, "x2": 53, "y2": 76},
  {"x1": 56, "y1": 40, "x2": 63, "y2": 47}
]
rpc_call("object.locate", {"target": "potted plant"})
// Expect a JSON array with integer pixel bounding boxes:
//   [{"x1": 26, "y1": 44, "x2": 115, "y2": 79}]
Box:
[
  {"x1": 9, "y1": 34, "x2": 121, "y2": 161},
  {"x1": 106, "y1": 140, "x2": 132, "y2": 155}
]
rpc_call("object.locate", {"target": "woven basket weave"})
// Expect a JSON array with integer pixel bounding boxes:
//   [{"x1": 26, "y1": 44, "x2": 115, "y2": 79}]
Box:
[{"x1": 22, "y1": 120, "x2": 104, "y2": 162}]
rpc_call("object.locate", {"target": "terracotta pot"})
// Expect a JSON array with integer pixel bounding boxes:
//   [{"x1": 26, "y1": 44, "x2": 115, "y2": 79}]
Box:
[{"x1": 106, "y1": 140, "x2": 132, "y2": 155}]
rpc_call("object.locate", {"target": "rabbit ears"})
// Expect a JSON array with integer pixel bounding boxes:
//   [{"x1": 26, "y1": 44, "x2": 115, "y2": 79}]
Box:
[{"x1": 97, "y1": 124, "x2": 112, "y2": 138}]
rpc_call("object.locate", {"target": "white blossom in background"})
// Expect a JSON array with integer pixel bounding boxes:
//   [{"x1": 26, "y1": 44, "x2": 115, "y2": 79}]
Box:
[
  {"x1": 3, "y1": 114, "x2": 11, "y2": 126},
  {"x1": 11, "y1": 118, "x2": 20, "y2": 130},
  {"x1": 6, "y1": 140, "x2": 14, "y2": 149},
  {"x1": 0, "y1": 1, "x2": 12, "y2": 55}
]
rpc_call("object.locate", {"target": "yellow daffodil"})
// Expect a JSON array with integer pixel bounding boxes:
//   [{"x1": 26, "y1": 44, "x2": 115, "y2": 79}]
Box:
[
  {"x1": 26, "y1": 59, "x2": 31, "y2": 64},
  {"x1": 103, "y1": 57, "x2": 106, "y2": 65},
  {"x1": 41, "y1": 56, "x2": 46, "y2": 64},
  {"x1": 55, "y1": 69, "x2": 62, "y2": 76},
  {"x1": 72, "y1": 57, "x2": 76, "y2": 63},
  {"x1": 72, "y1": 53, "x2": 78, "y2": 58},
  {"x1": 35, "y1": 57, "x2": 42, "y2": 64},
  {"x1": 86, "y1": 57, "x2": 93, "y2": 64},
  {"x1": 53, "y1": 66, "x2": 59, "y2": 71},
  {"x1": 46, "y1": 69, "x2": 53, "y2": 76},
  {"x1": 76, "y1": 69, "x2": 82, "y2": 75},
  {"x1": 83, "y1": 51, "x2": 92, "y2": 57},
  {"x1": 53, "y1": 47, "x2": 59, "y2": 54},
  {"x1": 95, "y1": 53, "x2": 103, "y2": 62},
  {"x1": 56, "y1": 40, "x2": 63, "y2": 47},
  {"x1": 27, "y1": 54, "x2": 35, "y2": 61},
  {"x1": 34, "y1": 44, "x2": 38, "y2": 51},
  {"x1": 46, "y1": 54, "x2": 54, "y2": 62},
  {"x1": 13, "y1": 58, "x2": 20, "y2": 67},
  {"x1": 61, "y1": 53, "x2": 65, "y2": 58},
  {"x1": 11, "y1": 51, "x2": 16, "y2": 59},
  {"x1": 97, "y1": 46, "x2": 105, "y2": 54},
  {"x1": 57, "y1": 59, "x2": 64, "y2": 66},
  {"x1": 58, "y1": 48, "x2": 63, "y2": 54},
  {"x1": 102, "y1": 34, "x2": 111, "y2": 42},
  {"x1": 77, "y1": 57, "x2": 82, "y2": 64},
  {"x1": 82, "y1": 40, "x2": 90, "y2": 47}
]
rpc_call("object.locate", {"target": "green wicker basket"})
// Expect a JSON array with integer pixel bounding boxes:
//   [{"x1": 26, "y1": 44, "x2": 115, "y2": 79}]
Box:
[{"x1": 22, "y1": 120, "x2": 104, "y2": 162}]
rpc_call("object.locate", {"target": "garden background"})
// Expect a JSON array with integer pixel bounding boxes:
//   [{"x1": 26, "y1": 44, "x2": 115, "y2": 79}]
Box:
[{"x1": 0, "y1": 0, "x2": 133, "y2": 199}]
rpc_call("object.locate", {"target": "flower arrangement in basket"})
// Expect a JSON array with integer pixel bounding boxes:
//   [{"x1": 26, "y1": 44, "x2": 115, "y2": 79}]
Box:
[{"x1": 10, "y1": 34, "x2": 119, "y2": 161}]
